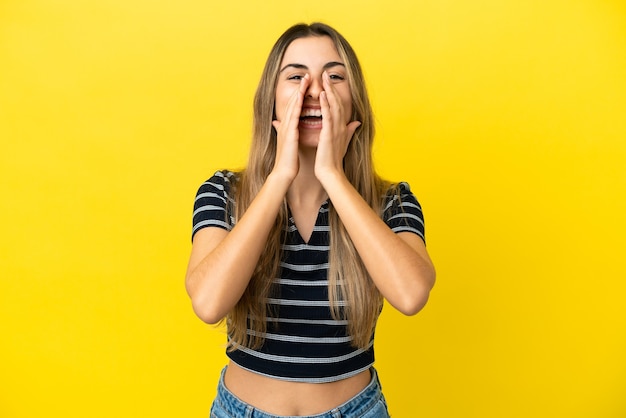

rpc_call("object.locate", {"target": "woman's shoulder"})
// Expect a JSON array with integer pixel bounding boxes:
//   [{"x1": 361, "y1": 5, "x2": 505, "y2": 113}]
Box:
[
  {"x1": 381, "y1": 180, "x2": 423, "y2": 215},
  {"x1": 380, "y1": 180, "x2": 426, "y2": 240},
  {"x1": 198, "y1": 170, "x2": 241, "y2": 193},
  {"x1": 207, "y1": 169, "x2": 241, "y2": 184},
  {"x1": 382, "y1": 180, "x2": 417, "y2": 201}
]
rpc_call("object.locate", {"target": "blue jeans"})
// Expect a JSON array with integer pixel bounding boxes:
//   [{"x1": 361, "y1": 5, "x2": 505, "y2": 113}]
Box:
[{"x1": 209, "y1": 367, "x2": 390, "y2": 418}]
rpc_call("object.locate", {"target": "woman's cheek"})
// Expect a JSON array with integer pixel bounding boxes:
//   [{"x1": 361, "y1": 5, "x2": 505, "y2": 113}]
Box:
[{"x1": 275, "y1": 90, "x2": 294, "y2": 121}]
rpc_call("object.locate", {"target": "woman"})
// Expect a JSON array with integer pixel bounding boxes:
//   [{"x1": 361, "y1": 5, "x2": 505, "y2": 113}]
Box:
[{"x1": 186, "y1": 22, "x2": 435, "y2": 418}]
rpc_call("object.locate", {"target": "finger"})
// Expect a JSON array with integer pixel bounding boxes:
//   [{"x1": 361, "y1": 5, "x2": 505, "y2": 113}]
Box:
[
  {"x1": 322, "y1": 71, "x2": 340, "y2": 110},
  {"x1": 282, "y1": 89, "x2": 300, "y2": 125},
  {"x1": 290, "y1": 74, "x2": 311, "y2": 115},
  {"x1": 322, "y1": 72, "x2": 348, "y2": 131},
  {"x1": 299, "y1": 72, "x2": 310, "y2": 95},
  {"x1": 320, "y1": 90, "x2": 331, "y2": 124},
  {"x1": 277, "y1": 74, "x2": 309, "y2": 121},
  {"x1": 284, "y1": 74, "x2": 310, "y2": 128}
]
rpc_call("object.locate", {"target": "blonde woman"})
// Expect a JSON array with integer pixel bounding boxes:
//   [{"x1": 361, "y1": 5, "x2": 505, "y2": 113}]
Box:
[{"x1": 186, "y1": 22, "x2": 435, "y2": 418}]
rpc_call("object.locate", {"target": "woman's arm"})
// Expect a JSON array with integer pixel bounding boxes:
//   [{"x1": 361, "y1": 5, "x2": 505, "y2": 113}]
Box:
[
  {"x1": 315, "y1": 71, "x2": 435, "y2": 315},
  {"x1": 185, "y1": 173, "x2": 292, "y2": 324},
  {"x1": 185, "y1": 75, "x2": 311, "y2": 324},
  {"x1": 320, "y1": 173, "x2": 435, "y2": 315}
]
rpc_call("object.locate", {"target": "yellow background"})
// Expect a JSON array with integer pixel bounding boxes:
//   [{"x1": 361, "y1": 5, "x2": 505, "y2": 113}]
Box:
[{"x1": 2, "y1": 0, "x2": 625, "y2": 416}]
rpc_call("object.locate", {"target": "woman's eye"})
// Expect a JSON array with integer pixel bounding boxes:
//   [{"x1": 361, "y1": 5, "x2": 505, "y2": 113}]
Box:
[
  {"x1": 329, "y1": 74, "x2": 345, "y2": 81},
  {"x1": 288, "y1": 74, "x2": 304, "y2": 81}
]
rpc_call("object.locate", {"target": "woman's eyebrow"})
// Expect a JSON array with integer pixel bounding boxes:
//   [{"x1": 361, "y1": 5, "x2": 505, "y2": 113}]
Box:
[{"x1": 279, "y1": 61, "x2": 346, "y2": 73}]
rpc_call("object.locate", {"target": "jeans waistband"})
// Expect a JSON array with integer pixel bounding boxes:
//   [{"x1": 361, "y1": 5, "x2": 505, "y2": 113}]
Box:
[{"x1": 213, "y1": 366, "x2": 384, "y2": 418}]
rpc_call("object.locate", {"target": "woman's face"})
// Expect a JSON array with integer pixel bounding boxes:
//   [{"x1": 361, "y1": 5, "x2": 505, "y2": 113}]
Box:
[{"x1": 274, "y1": 35, "x2": 353, "y2": 147}]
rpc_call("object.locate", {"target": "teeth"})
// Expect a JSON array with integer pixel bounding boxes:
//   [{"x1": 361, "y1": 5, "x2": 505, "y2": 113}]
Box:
[{"x1": 301, "y1": 108, "x2": 322, "y2": 117}]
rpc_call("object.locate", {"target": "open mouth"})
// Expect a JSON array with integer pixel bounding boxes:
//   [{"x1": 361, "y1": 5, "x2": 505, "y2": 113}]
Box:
[
  {"x1": 300, "y1": 108, "x2": 322, "y2": 127},
  {"x1": 300, "y1": 108, "x2": 322, "y2": 121}
]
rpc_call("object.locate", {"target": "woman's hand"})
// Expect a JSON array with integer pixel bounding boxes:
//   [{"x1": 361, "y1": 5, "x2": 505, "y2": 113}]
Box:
[
  {"x1": 315, "y1": 71, "x2": 361, "y2": 183},
  {"x1": 271, "y1": 73, "x2": 311, "y2": 182}
]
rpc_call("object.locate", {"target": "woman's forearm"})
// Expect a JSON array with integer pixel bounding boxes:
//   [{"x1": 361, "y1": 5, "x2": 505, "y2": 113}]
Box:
[
  {"x1": 320, "y1": 172, "x2": 436, "y2": 315},
  {"x1": 185, "y1": 173, "x2": 292, "y2": 323}
]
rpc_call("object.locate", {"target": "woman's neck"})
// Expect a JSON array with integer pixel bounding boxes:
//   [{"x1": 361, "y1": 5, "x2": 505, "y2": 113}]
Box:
[{"x1": 287, "y1": 148, "x2": 327, "y2": 208}]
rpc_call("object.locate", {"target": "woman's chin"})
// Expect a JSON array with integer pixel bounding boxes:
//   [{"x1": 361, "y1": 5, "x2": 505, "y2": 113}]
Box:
[{"x1": 298, "y1": 131, "x2": 321, "y2": 149}]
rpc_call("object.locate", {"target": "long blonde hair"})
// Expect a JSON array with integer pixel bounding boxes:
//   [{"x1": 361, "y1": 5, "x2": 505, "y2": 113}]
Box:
[{"x1": 227, "y1": 23, "x2": 392, "y2": 350}]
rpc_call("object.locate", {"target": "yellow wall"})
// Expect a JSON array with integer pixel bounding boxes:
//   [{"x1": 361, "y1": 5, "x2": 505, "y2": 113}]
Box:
[{"x1": 1, "y1": 1, "x2": 625, "y2": 416}]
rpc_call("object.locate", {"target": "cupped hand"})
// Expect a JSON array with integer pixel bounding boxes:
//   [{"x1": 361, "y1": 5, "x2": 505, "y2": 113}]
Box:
[
  {"x1": 271, "y1": 73, "x2": 311, "y2": 182},
  {"x1": 314, "y1": 71, "x2": 361, "y2": 182}
]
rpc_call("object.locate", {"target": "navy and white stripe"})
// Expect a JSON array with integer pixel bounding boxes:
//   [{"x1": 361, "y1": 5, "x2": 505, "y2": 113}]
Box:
[
  {"x1": 191, "y1": 171, "x2": 237, "y2": 240},
  {"x1": 191, "y1": 171, "x2": 426, "y2": 383},
  {"x1": 382, "y1": 183, "x2": 425, "y2": 241}
]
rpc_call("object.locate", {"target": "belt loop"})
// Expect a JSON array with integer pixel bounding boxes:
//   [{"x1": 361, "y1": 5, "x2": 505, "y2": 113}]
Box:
[
  {"x1": 245, "y1": 405, "x2": 254, "y2": 418},
  {"x1": 331, "y1": 408, "x2": 341, "y2": 418}
]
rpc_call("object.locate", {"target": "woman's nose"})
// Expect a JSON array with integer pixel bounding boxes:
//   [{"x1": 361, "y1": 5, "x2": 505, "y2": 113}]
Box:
[{"x1": 306, "y1": 76, "x2": 323, "y2": 99}]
